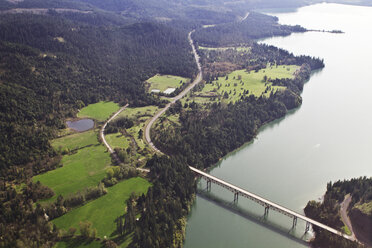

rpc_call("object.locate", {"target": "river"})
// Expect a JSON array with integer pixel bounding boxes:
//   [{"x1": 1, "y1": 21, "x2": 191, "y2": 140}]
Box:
[{"x1": 184, "y1": 3, "x2": 372, "y2": 248}]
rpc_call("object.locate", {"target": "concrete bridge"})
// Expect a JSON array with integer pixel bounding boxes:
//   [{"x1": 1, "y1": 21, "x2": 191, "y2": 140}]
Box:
[{"x1": 189, "y1": 166, "x2": 355, "y2": 241}]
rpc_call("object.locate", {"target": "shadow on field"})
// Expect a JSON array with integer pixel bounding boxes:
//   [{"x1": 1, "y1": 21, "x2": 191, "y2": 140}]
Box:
[{"x1": 60, "y1": 237, "x2": 99, "y2": 248}]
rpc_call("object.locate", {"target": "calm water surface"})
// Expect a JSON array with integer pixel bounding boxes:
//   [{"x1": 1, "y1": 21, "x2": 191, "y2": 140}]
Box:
[
  {"x1": 184, "y1": 3, "x2": 372, "y2": 248},
  {"x1": 66, "y1": 119, "x2": 94, "y2": 132}
]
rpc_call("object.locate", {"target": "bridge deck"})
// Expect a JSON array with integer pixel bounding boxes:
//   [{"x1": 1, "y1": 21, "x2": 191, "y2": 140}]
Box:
[{"x1": 189, "y1": 166, "x2": 354, "y2": 241}]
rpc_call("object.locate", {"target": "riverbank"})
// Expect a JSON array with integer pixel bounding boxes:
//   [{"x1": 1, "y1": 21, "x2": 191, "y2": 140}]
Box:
[{"x1": 185, "y1": 3, "x2": 372, "y2": 247}]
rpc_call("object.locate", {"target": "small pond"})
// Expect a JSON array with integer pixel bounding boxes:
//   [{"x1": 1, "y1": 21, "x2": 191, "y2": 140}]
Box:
[{"x1": 66, "y1": 119, "x2": 94, "y2": 132}]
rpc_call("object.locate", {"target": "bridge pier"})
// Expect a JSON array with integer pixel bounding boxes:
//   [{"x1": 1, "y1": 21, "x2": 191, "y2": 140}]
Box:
[
  {"x1": 292, "y1": 216, "x2": 298, "y2": 228},
  {"x1": 305, "y1": 222, "x2": 310, "y2": 233},
  {"x1": 234, "y1": 192, "x2": 239, "y2": 203},
  {"x1": 264, "y1": 205, "x2": 270, "y2": 217},
  {"x1": 206, "y1": 179, "x2": 211, "y2": 192}
]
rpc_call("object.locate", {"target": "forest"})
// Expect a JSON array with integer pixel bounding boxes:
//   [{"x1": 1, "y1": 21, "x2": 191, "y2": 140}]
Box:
[
  {"x1": 193, "y1": 12, "x2": 306, "y2": 47},
  {"x1": 0, "y1": 13, "x2": 197, "y2": 181},
  {"x1": 305, "y1": 177, "x2": 372, "y2": 248}
]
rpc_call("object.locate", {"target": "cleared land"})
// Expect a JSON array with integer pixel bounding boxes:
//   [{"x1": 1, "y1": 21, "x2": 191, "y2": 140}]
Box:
[
  {"x1": 55, "y1": 239, "x2": 102, "y2": 248},
  {"x1": 146, "y1": 74, "x2": 190, "y2": 93},
  {"x1": 115, "y1": 106, "x2": 158, "y2": 156},
  {"x1": 78, "y1": 101, "x2": 120, "y2": 121},
  {"x1": 33, "y1": 144, "x2": 111, "y2": 203},
  {"x1": 185, "y1": 65, "x2": 298, "y2": 104},
  {"x1": 52, "y1": 130, "x2": 98, "y2": 151},
  {"x1": 53, "y1": 177, "x2": 151, "y2": 239},
  {"x1": 118, "y1": 106, "x2": 158, "y2": 119},
  {"x1": 105, "y1": 133, "x2": 131, "y2": 150}
]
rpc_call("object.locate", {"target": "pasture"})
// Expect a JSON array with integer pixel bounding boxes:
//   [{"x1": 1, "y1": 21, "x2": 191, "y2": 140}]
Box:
[
  {"x1": 78, "y1": 101, "x2": 120, "y2": 121},
  {"x1": 52, "y1": 177, "x2": 151, "y2": 239},
  {"x1": 189, "y1": 65, "x2": 298, "y2": 103},
  {"x1": 146, "y1": 74, "x2": 190, "y2": 93},
  {"x1": 33, "y1": 144, "x2": 111, "y2": 203}
]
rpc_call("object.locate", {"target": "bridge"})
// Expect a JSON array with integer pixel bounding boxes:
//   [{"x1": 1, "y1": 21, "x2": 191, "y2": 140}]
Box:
[{"x1": 189, "y1": 166, "x2": 355, "y2": 241}]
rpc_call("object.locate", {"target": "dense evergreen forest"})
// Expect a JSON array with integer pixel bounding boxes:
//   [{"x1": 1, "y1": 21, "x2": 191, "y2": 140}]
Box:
[
  {"x1": 0, "y1": 14, "x2": 197, "y2": 181},
  {"x1": 193, "y1": 12, "x2": 306, "y2": 47},
  {"x1": 305, "y1": 177, "x2": 372, "y2": 248}
]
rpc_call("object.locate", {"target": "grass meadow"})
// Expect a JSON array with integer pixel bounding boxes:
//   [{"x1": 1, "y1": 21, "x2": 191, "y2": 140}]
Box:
[
  {"x1": 146, "y1": 74, "x2": 190, "y2": 93},
  {"x1": 33, "y1": 143, "x2": 111, "y2": 203},
  {"x1": 78, "y1": 101, "x2": 120, "y2": 121},
  {"x1": 53, "y1": 177, "x2": 151, "y2": 239},
  {"x1": 186, "y1": 65, "x2": 298, "y2": 104}
]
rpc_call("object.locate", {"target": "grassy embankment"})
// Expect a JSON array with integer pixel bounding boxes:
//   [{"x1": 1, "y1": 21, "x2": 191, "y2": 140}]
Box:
[
  {"x1": 146, "y1": 74, "x2": 190, "y2": 93},
  {"x1": 183, "y1": 65, "x2": 298, "y2": 105}
]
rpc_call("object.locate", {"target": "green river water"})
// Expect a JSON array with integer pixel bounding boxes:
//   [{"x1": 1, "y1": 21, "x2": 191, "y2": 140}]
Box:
[{"x1": 184, "y1": 3, "x2": 372, "y2": 248}]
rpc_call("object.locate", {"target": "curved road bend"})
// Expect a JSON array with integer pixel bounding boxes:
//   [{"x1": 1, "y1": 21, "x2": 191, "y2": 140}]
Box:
[
  {"x1": 100, "y1": 103, "x2": 129, "y2": 154},
  {"x1": 100, "y1": 103, "x2": 150, "y2": 173},
  {"x1": 144, "y1": 30, "x2": 203, "y2": 153},
  {"x1": 340, "y1": 194, "x2": 357, "y2": 241}
]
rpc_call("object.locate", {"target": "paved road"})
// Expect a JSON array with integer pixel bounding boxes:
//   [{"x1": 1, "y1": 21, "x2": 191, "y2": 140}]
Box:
[
  {"x1": 100, "y1": 104, "x2": 129, "y2": 154},
  {"x1": 100, "y1": 104, "x2": 150, "y2": 173},
  {"x1": 340, "y1": 194, "x2": 357, "y2": 241},
  {"x1": 144, "y1": 30, "x2": 202, "y2": 152}
]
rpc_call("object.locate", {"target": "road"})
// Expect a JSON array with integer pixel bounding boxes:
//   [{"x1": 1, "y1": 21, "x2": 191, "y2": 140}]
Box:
[
  {"x1": 100, "y1": 104, "x2": 129, "y2": 154},
  {"x1": 144, "y1": 30, "x2": 203, "y2": 152},
  {"x1": 100, "y1": 103, "x2": 150, "y2": 173},
  {"x1": 340, "y1": 194, "x2": 357, "y2": 241}
]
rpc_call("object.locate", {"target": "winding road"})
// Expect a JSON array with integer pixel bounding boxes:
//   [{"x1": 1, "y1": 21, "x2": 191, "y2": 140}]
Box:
[
  {"x1": 340, "y1": 194, "x2": 357, "y2": 241},
  {"x1": 144, "y1": 30, "x2": 203, "y2": 152}
]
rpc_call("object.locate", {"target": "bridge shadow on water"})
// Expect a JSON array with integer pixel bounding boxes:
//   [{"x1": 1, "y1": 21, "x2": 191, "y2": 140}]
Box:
[{"x1": 196, "y1": 189, "x2": 310, "y2": 246}]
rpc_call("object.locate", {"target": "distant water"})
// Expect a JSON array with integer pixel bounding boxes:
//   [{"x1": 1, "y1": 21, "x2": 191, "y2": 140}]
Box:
[
  {"x1": 185, "y1": 3, "x2": 372, "y2": 248},
  {"x1": 66, "y1": 119, "x2": 94, "y2": 132}
]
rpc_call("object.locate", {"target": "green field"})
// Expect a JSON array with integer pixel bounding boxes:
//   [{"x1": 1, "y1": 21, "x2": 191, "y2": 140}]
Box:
[
  {"x1": 78, "y1": 101, "x2": 120, "y2": 121},
  {"x1": 53, "y1": 177, "x2": 151, "y2": 239},
  {"x1": 55, "y1": 239, "x2": 102, "y2": 248},
  {"x1": 105, "y1": 133, "x2": 131, "y2": 149},
  {"x1": 146, "y1": 74, "x2": 190, "y2": 93},
  {"x1": 189, "y1": 65, "x2": 298, "y2": 103},
  {"x1": 52, "y1": 130, "x2": 98, "y2": 151},
  {"x1": 33, "y1": 144, "x2": 111, "y2": 203},
  {"x1": 118, "y1": 106, "x2": 158, "y2": 120}
]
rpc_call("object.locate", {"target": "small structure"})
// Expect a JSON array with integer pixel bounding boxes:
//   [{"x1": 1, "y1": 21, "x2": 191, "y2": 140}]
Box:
[
  {"x1": 151, "y1": 89, "x2": 161, "y2": 94},
  {"x1": 163, "y1": 88, "x2": 176, "y2": 95}
]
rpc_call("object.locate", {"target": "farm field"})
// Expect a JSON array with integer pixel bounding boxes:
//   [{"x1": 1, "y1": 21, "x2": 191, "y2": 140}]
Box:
[
  {"x1": 33, "y1": 144, "x2": 111, "y2": 203},
  {"x1": 105, "y1": 133, "x2": 131, "y2": 149},
  {"x1": 146, "y1": 74, "x2": 190, "y2": 93},
  {"x1": 55, "y1": 239, "x2": 102, "y2": 248},
  {"x1": 52, "y1": 177, "x2": 151, "y2": 239},
  {"x1": 52, "y1": 130, "x2": 98, "y2": 151},
  {"x1": 118, "y1": 106, "x2": 158, "y2": 120},
  {"x1": 186, "y1": 65, "x2": 298, "y2": 104},
  {"x1": 78, "y1": 101, "x2": 120, "y2": 121}
]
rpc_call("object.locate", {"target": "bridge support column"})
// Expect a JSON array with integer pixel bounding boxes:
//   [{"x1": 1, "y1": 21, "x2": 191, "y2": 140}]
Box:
[
  {"x1": 292, "y1": 216, "x2": 298, "y2": 228},
  {"x1": 305, "y1": 222, "x2": 310, "y2": 233},
  {"x1": 234, "y1": 192, "x2": 239, "y2": 203},
  {"x1": 206, "y1": 179, "x2": 211, "y2": 192},
  {"x1": 264, "y1": 205, "x2": 270, "y2": 217}
]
